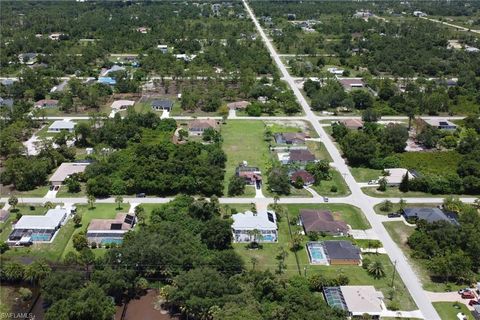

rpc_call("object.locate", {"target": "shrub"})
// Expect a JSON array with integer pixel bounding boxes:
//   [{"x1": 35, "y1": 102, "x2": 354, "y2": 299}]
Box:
[
  {"x1": 330, "y1": 185, "x2": 338, "y2": 192},
  {"x1": 307, "y1": 231, "x2": 319, "y2": 241},
  {"x1": 19, "y1": 287, "x2": 32, "y2": 301},
  {"x1": 387, "y1": 301, "x2": 400, "y2": 311},
  {"x1": 91, "y1": 242, "x2": 97, "y2": 249}
]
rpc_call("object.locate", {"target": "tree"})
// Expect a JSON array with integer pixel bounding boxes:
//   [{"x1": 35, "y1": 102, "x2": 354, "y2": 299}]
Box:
[
  {"x1": 72, "y1": 232, "x2": 89, "y2": 251},
  {"x1": 73, "y1": 213, "x2": 82, "y2": 227},
  {"x1": 8, "y1": 195, "x2": 18, "y2": 211},
  {"x1": 399, "y1": 173, "x2": 410, "y2": 192},
  {"x1": 65, "y1": 175, "x2": 81, "y2": 193},
  {"x1": 88, "y1": 195, "x2": 96, "y2": 209},
  {"x1": 380, "y1": 200, "x2": 393, "y2": 212},
  {"x1": 247, "y1": 229, "x2": 263, "y2": 244},
  {"x1": 267, "y1": 167, "x2": 290, "y2": 195},
  {"x1": 276, "y1": 246, "x2": 289, "y2": 274},
  {"x1": 362, "y1": 108, "x2": 379, "y2": 122},
  {"x1": 44, "y1": 201, "x2": 55, "y2": 210},
  {"x1": 23, "y1": 260, "x2": 51, "y2": 284},
  {"x1": 115, "y1": 196, "x2": 123, "y2": 210},
  {"x1": 228, "y1": 175, "x2": 246, "y2": 196},
  {"x1": 377, "y1": 177, "x2": 387, "y2": 192},
  {"x1": 250, "y1": 257, "x2": 258, "y2": 271},
  {"x1": 352, "y1": 90, "x2": 373, "y2": 109},
  {"x1": 290, "y1": 232, "x2": 303, "y2": 252},
  {"x1": 0, "y1": 241, "x2": 9, "y2": 254},
  {"x1": 398, "y1": 198, "x2": 407, "y2": 212},
  {"x1": 367, "y1": 261, "x2": 385, "y2": 279},
  {"x1": 200, "y1": 219, "x2": 233, "y2": 250},
  {"x1": 134, "y1": 205, "x2": 146, "y2": 226},
  {"x1": 45, "y1": 283, "x2": 115, "y2": 320}
]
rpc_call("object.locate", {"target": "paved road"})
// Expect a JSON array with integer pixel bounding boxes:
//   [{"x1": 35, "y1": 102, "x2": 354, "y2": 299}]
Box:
[
  {"x1": 421, "y1": 16, "x2": 480, "y2": 34},
  {"x1": 243, "y1": 1, "x2": 441, "y2": 318}
]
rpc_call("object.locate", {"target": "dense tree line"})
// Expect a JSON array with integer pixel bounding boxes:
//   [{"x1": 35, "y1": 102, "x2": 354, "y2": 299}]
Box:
[{"x1": 407, "y1": 202, "x2": 480, "y2": 284}]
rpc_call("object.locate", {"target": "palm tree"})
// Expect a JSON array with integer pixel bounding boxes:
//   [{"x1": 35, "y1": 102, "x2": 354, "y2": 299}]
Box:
[
  {"x1": 24, "y1": 260, "x2": 51, "y2": 285},
  {"x1": 247, "y1": 229, "x2": 263, "y2": 243},
  {"x1": 368, "y1": 261, "x2": 385, "y2": 279},
  {"x1": 134, "y1": 205, "x2": 146, "y2": 226},
  {"x1": 44, "y1": 201, "x2": 55, "y2": 210},
  {"x1": 398, "y1": 198, "x2": 407, "y2": 212},
  {"x1": 8, "y1": 195, "x2": 18, "y2": 211},
  {"x1": 87, "y1": 195, "x2": 96, "y2": 210},
  {"x1": 115, "y1": 196, "x2": 124, "y2": 210},
  {"x1": 250, "y1": 257, "x2": 258, "y2": 271},
  {"x1": 370, "y1": 241, "x2": 382, "y2": 254}
]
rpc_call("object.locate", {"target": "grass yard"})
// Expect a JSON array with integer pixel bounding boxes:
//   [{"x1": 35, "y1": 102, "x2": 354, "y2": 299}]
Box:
[
  {"x1": 62, "y1": 203, "x2": 128, "y2": 259},
  {"x1": 222, "y1": 121, "x2": 272, "y2": 196},
  {"x1": 306, "y1": 141, "x2": 333, "y2": 162},
  {"x1": 374, "y1": 202, "x2": 441, "y2": 215},
  {"x1": 433, "y1": 302, "x2": 474, "y2": 320},
  {"x1": 0, "y1": 205, "x2": 46, "y2": 242},
  {"x1": 284, "y1": 203, "x2": 370, "y2": 230},
  {"x1": 383, "y1": 221, "x2": 467, "y2": 292},
  {"x1": 56, "y1": 184, "x2": 87, "y2": 198},
  {"x1": 350, "y1": 167, "x2": 382, "y2": 183},
  {"x1": 396, "y1": 151, "x2": 462, "y2": 176},
  {"x1": 1, "y1": 185, "x2": 50, "y2": 198},
  {"x1": 311, "y1": 169, "x2": 351, "y2": 197},
  {"x1": 362, "y1": 186, "x2": 472, "y2": 198},
  {"x1": 1, "y1": 205, "x2": 75, "y2": 262}
]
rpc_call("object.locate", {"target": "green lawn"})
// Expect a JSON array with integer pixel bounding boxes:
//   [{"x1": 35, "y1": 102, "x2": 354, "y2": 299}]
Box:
[
  {"x1": 56, "y1": 184, "x2": 87, "y2": 198},
  {"x1": 433, "y1": 302, "x2": 474, "y2": 320},
  {"x1": 350, "y1": 167, "x2": 382, "y2": 183},
  {"x1": 62, "y1": 203, "x2": 128, "y2": 259},
  {"x1": 311, "y1": 169, "x2": 351, "y2": 197},
  {"x1": 396, "y1": 151, "x2": 462, "y2": 176},
  {"x1": 306, "y1": 141, "x2": 333, "y2": 162},
  {"x1": 1, "y1": 185, "x2": 50, "y2": 198},
  {"x1": 383, "y1": 221, "x2": 468, "y2": 292},
  {"x1": 374, "y1": 202, "x2": 441, "y2": 215},
  {"x1": 284, "y1": 203, "x2": 370, "y2": 230},
  {"x1": 1, "y1": 205, "x2": 75, "y2": 262},
  {"x1": 222, "y1": 120, "x2": 272, "y2": 196}
]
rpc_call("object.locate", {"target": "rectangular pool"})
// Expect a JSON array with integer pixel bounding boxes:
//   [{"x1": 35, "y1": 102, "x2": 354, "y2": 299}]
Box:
[{"x1": 307, "y1": 242, "x2": 329, "y2": 265}]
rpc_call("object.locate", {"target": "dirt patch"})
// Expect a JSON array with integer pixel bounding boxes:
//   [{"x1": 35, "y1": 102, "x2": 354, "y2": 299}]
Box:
[
  {"x1": 264, "y1": 120, "x2": 310, "y2": 131},
  {"x1": 116, "y1": 289, "x2": 176, "y2": 320}
]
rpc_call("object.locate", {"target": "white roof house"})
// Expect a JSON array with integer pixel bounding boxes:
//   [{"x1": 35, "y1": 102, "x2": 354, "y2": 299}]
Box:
[
  {"x1": 48, "y1": 120, "x2": 76, "y2": 132},
  {"x1": 49, "y1": 162, "x2": 90, "y2": 185},
  {"x1": 327, "y1": 67, "x2": 344, "y2": 75},
  {"x1": 340, "y1": 286, "x2": 384, "y2": 317},
  {"x1": 381, "y1": 168, "x2": 415, "y2": 186},
  {"x1": 110, "y1": 100, "x2": 135, "y2": 110},
  {"x1": 14, "y1": 208, "x2": 68, "y2": 230},
  {"x1": 232, "y1": 210, "x2": 278, "y2": 243}
]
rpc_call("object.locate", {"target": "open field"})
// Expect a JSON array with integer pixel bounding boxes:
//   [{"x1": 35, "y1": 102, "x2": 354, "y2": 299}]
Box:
[
  {"x1": 311, "y1": 169, "x2": 350, "y2": 197},
  {"x1": 374, "y1": 202, "x2": 442, "y2": 216},
  {"x1": 350, "y1": 167, "x2": 382, "y2": 183},
  {"x1": 396, "y1": 151, "x2": 462, "y2": 176},
  {"x1": 306, "y1": 141, "x2": 333, "y2": 162},
  {"x1": 363, "y1": 187, "x2": 473, "y2": 198},
  {"x1": 222, "y1": 120, "x2": 272, "y2": 196},
  {"x1": 433, "y1": 302, "x2": 474, "y2": 320}
]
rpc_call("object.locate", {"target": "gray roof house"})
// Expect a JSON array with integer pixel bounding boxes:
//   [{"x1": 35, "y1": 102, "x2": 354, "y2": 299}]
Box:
[
  {"x1": 323, "y1": 240, "x2": 362, "y2": 265},
  {"x1": 151, "y1": 99, "x2": 173, "y2": 111},
  {"x1": 48, "y1": 120, "x2": 76, "y2": 132},
  {"x1": 402, "y1": 207, "x2": 458, "y2": 225},
  {"x1": 0, "y1": 97, "x2": 14, "y2": 110}
]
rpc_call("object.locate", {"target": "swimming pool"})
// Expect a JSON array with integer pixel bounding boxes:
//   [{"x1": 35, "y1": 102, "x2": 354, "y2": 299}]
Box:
[
  {"x1": 307, "y1": 242, "x2": 329, "y2": 265},
  {"x1": 262, "y1": 234, "x2": 276, "y2": 242},
  {"x1": 101, "y1": 238, "x2": 123, "y2": 245}
]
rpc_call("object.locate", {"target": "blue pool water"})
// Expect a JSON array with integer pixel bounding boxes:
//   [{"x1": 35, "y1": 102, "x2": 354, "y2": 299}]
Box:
[
  {"x1": 101, "y1": 238, "x2": 123, "y2": 245},
  {"x1": 31, "y1": 234, "x2": 51, "y2": 241},
  {"x1": 263, "y1": 235, "x2": 275, "y2": 242},
  {"x1": 307, "y1": 242, "x2": 329, "y2": 264}
]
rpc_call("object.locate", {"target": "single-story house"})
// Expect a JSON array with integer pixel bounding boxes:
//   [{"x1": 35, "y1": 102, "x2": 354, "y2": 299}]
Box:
[
  {"x1": 86, "y1": 212, "x2": 136, "y2": 245},
  {"x1": 174, "y1": 54, "x2": 197, "y2": 62},
  {"x1": 420, "y1": 118, "x2": 457, "y2": 131},
  {"x1": 381, "y1": 168, "x2": 416, "y2": 186},
  {"x1": 290, "y1": 170, "x2": 315, "y2": 186},
  {"x1": 327, "y1": 67, "x2": 344, "y2": 75},
  {"x1": 49, "y1": 162, "x2": 90, "y2": 186},
  {"x1": 188, "y1": 119, "x2": 219, "y2": 136},
  {"x1": 274, "y1": 132, "x2": 307, "y2": 145},
  {"x1": 50, "y1": 79, "x2": 68, "y2": 93},
  {"x1": 48, "y1": 120, "x2": 76, "y2": 132},
  {"x1": 8, "y1": 206, "x2": 73, "y2": 244},
  {"x1": 18, "y1": 53, "x2": 37, "y2": 65},
  {"x1": 101, "y1": 65, "x2": 125, "y2": 77},
  {"x1": 97, "y1": 77, "x2": 116, "y2": 86},
  {"x1": 236, "y1": 166, "x2": 262, "y2": 186},
  {"x1": 289, "y1": 149, "x2": 316, "y2": 165},
  {"x1": 324, "y1": 286, "x2": 384, "y2": 317},
  {"x1": 35, "y1": 99, "x2": 58, "y2": 108},
  {"x1": 231, "y1": 210, "x2": 277, "y2": 243},
  {"x1": 157, "y1": 44, "x2": 168, "y2": 53},
  {"x1": 402, "y1": 207, "x2": 458, "y2": 225},
  {"x1": 0, "y1": 97, "x2": 14, "y2": 110},
  {"x1": 1, "y1": 79, "x2": 15, "y2": 86},
  {"x1": 0, "y1": 209, "x2": 10, "y2": 223},
  {"x1": 151, "y1": 99, "x2": 173, "y2": 111},
  {"x1": 338, "y1": 78, "x2": 365, "y2": 91},
  {"x1": 323, "y1": 240, "x2": 361, "y2": 265},
  {"x1": 299, "y1": 210, "x2": 349, "y2": 236},
  {"x1": 48, "y1": 33, "x2": 64, "y2": 40},
  {"x1": 227, "y1": 100, "x2": 250, "y2": 110},
  {"x1": 339, "y1": 119, "x2": 363, "y2": 130},
  {"x1": 110, "y1": 100, "x2": 135, "y2": 110}
]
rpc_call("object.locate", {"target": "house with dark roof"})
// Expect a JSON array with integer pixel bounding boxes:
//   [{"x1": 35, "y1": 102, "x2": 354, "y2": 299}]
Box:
[
  {"x1": 35, "y1": 99, "x2": 59, "y2": 108},
  {"x1": 151, "y1": 99, "x2": 173, "y2": 111},
  {"x1": 227, "y1": 101, "x2": 250, "y2": 110},
  {"x1": 300, "y1": 209, "x2": 349, "y2": 236},
  {"x1": 402, "y1": 207, "x2": 458, "y2": 225},
  {"x1": 290, "y1": 170, "x2": 315, "y2": 186},
  {"x1": 323, "y1": 240, "x2": 362, "y2": 265},
  {"x1": 339, "y1": 119, "x2": 364, "y2": 130},
  {"x1": 289, "y1": 149, "x2": 316, "y2": 165},
  {"x1": 274, "y1": 132, "x2": 308, "y2": 145},
  {"x1": 236, "y1": 166, "x2": 262, "y2": 187},
  {"x1": 86, "y1": 212, "x2": 136, "y2": 245}
]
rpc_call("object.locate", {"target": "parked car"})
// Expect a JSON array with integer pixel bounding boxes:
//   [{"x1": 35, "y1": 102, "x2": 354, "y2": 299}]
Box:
[
  {"x1": 461, "y1": 291, "x2": 475, "y2": 299},
  {"x1": 468, "y1": 299, "x2": 479, "y2": 306},
  {"x1": 136, "y1": 193, "x2": 146, "y2": 198},
  {"x1": 368, "y1": 179, "x2": 378, "y2": 185},
  {"x1": 323, "y1": 197, "x2": 329, "y2": 203},
  {"x1": 458, "y1": 288, "x2": 470, "y2": 294},
  {"x1": 388, "y1": 212, "x2": 401, "y2": 218}
]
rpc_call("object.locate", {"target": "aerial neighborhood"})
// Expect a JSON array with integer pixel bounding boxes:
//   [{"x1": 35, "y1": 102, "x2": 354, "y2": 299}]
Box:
[{"x1": 0, "y1": 1, "x2": 479, "y2": 320}]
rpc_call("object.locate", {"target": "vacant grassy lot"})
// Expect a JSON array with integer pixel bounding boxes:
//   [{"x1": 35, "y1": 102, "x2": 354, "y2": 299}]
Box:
[
  {"x1": 285, "y1": 203, "x2": 370, "y2": 230},
  {"x1": 56, "y1": 184, "x2": 87, "y2": 198},
  {"x1": 311, "y1": 169, "x2": 351, "y2": 197},
  {"x1": 306, "y1": 141, "x2": 333, "y2": 162},
  {"x1": 362, "y1": 187, "x2": 443, "y2": 198},
  {"x1": 350, "y1": 167, "x2": 382, "y2": 183},
  {"x1": 62, "y1": 203, "x2": 127, "y2": 259},
  {"x1": 374, "y1": 202, "x2": 442, "y2": 215},
  {"x1": 383, "y1": 221, "x2": 467, "y2": 292},
  {"x1": 396, "y1": 151, "x2": 462, "y2": 176},
  {"x1": 222, "y1": 120, "x2": 272, "y2": 196},
  {"x1": 433, "y1": 302, "x2": 474, "y2": 320}
]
